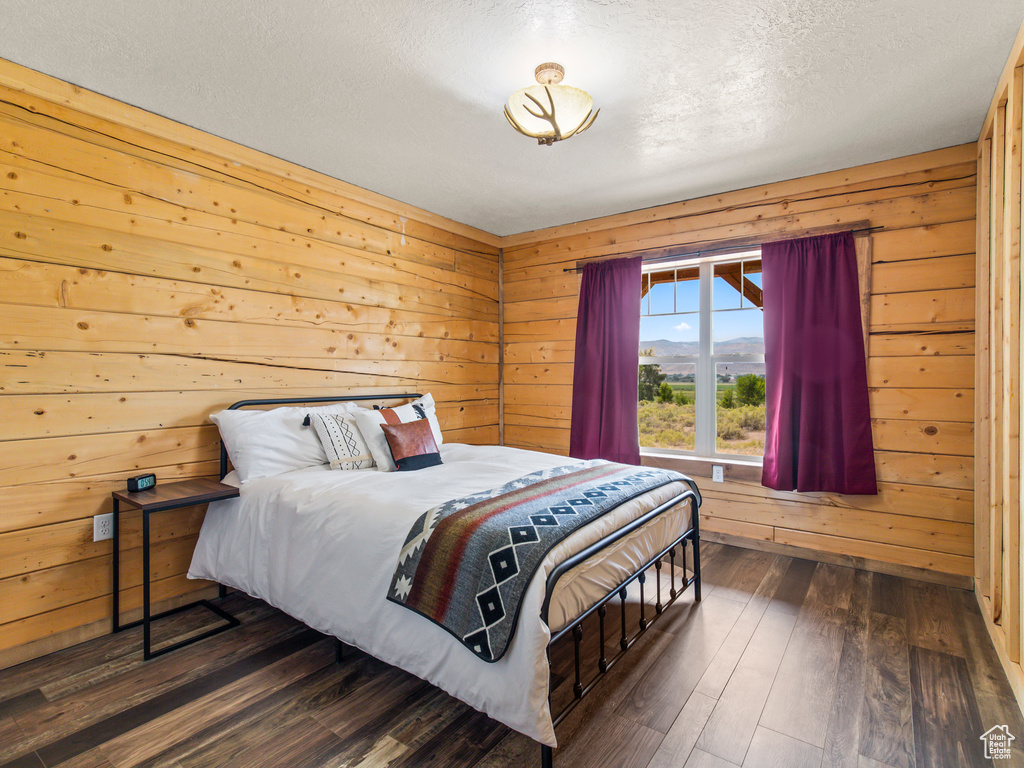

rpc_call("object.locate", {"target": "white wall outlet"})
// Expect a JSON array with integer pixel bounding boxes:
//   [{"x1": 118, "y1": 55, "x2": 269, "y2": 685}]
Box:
[
  {"x1": 712, "y1": 465, "x2": 724, "y2": 483},
  {"x1": 93, "y1": 512, "x2": 113, "y2": 542}
]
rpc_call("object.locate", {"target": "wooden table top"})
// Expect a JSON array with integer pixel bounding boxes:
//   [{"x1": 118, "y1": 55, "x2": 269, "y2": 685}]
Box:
[{"x1": 111, "y1": 477, "x2": 239, "y2": 512}]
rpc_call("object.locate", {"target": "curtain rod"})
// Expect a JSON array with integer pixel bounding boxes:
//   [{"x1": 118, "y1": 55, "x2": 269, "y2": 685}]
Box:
[{"x1": 560, "y1": 226, "x2": 884, "y2": 273}]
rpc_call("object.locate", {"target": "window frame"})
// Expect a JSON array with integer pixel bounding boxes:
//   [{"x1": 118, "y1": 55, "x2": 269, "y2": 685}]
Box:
[{"x1": 639, "y1": 249, "x2": 765, "y2": 462}]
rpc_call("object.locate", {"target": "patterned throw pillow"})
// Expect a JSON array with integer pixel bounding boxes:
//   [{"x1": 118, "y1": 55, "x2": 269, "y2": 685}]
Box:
[
  {"x1": 352, "y1": 394, "x2": 443, "y2": 472},
  {"x1": 308, "y1": 411, "x2": 375, "y2": 470},
  {"x1": 381, "y1": 419, "x2": 443, "y2": 471}
]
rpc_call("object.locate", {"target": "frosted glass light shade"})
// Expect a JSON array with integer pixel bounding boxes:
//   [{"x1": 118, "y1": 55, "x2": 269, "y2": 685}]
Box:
[{"x1": 504, "y1": 83, "x2": 598, "y2": 145}]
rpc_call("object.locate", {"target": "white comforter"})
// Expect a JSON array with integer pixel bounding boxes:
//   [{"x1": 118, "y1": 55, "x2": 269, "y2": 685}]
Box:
[{"x1": 188, "y1": 443, "x2": 691, "y2": 745}]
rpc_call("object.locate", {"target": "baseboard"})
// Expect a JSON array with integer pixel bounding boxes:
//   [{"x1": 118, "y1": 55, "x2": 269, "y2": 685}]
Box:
[
  {"x1": 974, "y1": 585, "x2": 1024, "y2": 715},
  {"x1": 0, "y1": 586, "x2": 220, "y2": 670},
  {"x1": 703, "y1": 531, "x2": 974, "y2": 590}
]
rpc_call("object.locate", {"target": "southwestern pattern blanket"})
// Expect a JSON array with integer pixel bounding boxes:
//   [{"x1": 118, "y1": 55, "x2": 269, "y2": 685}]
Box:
[{"x1": 386, "y1": 460, "x2": 690, "y2": 661}]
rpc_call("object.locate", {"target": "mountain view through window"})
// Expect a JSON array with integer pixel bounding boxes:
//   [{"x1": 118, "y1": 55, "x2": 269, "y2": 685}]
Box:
[{"x1": 639, "y1": 251, "x2": 765, "y2": 458}]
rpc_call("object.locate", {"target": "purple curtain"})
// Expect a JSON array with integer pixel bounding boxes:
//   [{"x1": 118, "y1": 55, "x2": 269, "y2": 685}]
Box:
[
  {"x1": 569, "y1": 256, "x2": 642, "y2": 464},
  {"x1": 761, "y1": 232, "x2": 877, "y2": 494}
]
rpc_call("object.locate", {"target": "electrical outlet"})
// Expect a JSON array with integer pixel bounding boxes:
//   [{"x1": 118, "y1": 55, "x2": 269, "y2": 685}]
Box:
[
  {"x1": 712, "y1": 465, "x2": 724, "y2": 483},
  {"x1": 94, "y1": 512, "x2": 113, "y2": 542}
]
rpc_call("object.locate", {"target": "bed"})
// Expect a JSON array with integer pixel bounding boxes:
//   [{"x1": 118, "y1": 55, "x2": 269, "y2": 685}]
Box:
[{"x1": 187, "y1": 394, "x2": 701, "y2": 767}]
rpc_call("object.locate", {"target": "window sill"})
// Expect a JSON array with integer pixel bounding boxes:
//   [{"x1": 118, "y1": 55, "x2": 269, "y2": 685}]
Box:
[{"x1": 639, "y1": 451, "x2": 762, "y2": 482}]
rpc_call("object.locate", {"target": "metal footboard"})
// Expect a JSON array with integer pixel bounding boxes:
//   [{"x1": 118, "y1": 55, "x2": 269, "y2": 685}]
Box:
[{"x1": 538, "y1": 481, "x2": 702, "y2": 768}]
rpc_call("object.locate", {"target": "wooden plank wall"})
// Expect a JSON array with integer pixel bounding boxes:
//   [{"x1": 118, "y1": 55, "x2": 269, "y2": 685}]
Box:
[
  {"x1": 975, "y1": 18, "x2": 1024, "y2": 712},
  {"x1": 502, "y1": 145, "x2": 977, "y2": 585},
  {"x1": 0, "y1": 59, "x2": 501, "y2": 667}
]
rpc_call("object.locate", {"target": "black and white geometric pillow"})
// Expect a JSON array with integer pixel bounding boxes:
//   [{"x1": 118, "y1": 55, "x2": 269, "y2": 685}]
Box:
[{"x1": 308, "y1": 412, "x2": 376, "y2": 470}]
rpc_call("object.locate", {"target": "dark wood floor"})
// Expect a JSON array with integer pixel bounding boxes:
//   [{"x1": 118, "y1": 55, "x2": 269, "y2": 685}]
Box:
[{"x1": 1, "y1": 543, "x2": 1022, "y2": 768}]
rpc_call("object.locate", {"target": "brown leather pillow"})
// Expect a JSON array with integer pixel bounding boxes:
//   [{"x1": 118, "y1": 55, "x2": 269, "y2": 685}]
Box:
[{"x1": 381, "y1": 418, "x2": 443, "y2": 471}]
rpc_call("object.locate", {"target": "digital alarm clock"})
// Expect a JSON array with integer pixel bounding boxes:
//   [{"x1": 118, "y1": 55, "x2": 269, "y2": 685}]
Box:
[{"x1": 126, "y1": 473, "x2": 157, "y2": 492}]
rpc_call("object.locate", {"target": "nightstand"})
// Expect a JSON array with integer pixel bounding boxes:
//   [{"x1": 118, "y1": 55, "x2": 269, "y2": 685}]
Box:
[{"x1": 111, "y1": 478, "x2": 241, "y2": 659}]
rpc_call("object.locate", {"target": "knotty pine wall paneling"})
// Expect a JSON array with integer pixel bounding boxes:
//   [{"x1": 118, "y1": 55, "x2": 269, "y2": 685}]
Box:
[
  {"x1": 503, "y1": 145, "x2": 977, "y2": 588},
  {"x1": 0, "y1": 59, "x2": 500, "y2": 667},
  {"x1": 975, "y1": 18, "x2": 1024, "y2": 713}
]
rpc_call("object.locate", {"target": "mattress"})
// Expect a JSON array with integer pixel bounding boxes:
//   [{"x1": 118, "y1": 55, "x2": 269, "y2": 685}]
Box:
[{"x1": 187, "y1": 443, "x2": 694, "y2": 746}]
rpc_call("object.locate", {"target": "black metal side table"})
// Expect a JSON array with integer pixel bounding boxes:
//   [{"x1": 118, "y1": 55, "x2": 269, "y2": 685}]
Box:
[{"x1": 111, "y1": 478, "x2": 240, "y2": 659}]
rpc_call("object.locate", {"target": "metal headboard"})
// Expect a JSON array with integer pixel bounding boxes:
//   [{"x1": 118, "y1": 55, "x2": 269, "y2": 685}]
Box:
[{"x1": 219, "y1": 393, "x2": 423, "y2": 479}]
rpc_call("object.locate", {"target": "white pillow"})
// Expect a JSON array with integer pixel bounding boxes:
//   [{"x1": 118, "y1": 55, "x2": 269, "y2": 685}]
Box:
[
  {"x1": 352, "y1": 394, "x2": 442, "y2": 472},
  {"x1": 210, "y1": 402, "x2": 356, "y2": 483},
  {"x1": 309, "y1": 411, "x2": 376, "y2": 470}
]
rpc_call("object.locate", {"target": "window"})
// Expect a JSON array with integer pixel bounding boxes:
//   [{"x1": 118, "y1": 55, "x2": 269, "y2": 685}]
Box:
[{"x1": 638, "y1": 249, "x2": 766, "y2": 459}]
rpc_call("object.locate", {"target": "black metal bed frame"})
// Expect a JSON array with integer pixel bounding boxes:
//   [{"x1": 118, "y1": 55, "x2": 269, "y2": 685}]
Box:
[
  {"x1": 218, "y1": 394, "x2": 701, "y2": 768},
  {"x1": 538, "y1": 481, "x2": 700, "y2": 767}
]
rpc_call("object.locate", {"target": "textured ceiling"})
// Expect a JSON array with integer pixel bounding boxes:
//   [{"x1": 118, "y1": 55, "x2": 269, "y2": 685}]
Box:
[{"x1": 0, "y1": 0, "x2": 1019, "y2": 236}]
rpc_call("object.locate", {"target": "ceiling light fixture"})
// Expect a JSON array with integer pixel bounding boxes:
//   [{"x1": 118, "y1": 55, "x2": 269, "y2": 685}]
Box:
[{"x1": 504, "y1": 62, "x2": 599, "y2": 146}]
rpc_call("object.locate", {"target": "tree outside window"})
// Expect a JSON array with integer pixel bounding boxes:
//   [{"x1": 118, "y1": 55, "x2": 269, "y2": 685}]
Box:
[{"x1": 638, "y1": 251, "x2": 766, "y2": 459}]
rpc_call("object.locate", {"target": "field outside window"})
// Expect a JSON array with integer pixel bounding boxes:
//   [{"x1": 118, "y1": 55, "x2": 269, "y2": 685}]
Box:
[{"x1": 639, "y1": 251, "x2": 765, "y2": 459}]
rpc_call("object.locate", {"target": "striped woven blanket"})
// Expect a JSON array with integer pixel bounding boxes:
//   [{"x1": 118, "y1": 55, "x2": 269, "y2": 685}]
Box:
[{"x1": 386, "y1": 460, "x2": 689, "y2": 662}]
